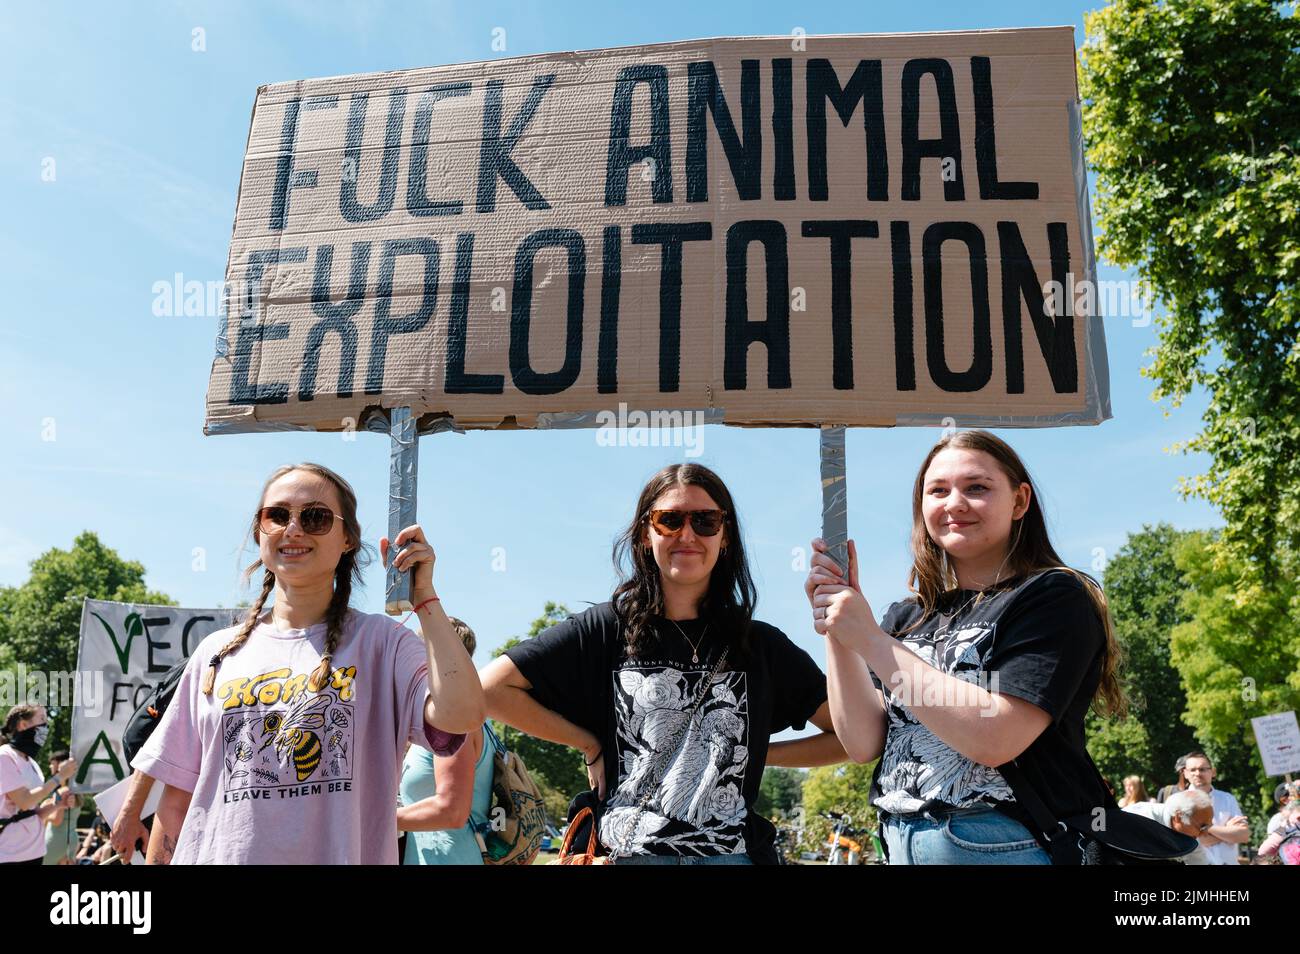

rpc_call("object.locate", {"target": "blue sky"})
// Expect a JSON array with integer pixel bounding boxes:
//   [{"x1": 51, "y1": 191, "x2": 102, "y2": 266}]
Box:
[{"x1": 1, "y1": 1, "x2": 1219, "y2": 733}]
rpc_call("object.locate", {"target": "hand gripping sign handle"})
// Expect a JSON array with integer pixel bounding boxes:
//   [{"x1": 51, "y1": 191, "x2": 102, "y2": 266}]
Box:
[
  {"x1": 819, "y1": 425, "x2": 849, "y2": 576},
  {"x1": 386, "y1": 407, "x2": 418, "y2": 615}
]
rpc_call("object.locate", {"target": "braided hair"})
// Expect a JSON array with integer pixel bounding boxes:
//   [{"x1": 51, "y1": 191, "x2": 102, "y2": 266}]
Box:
[{"x1": 201, "y1": 463, "x2": 373, "y2": 696}]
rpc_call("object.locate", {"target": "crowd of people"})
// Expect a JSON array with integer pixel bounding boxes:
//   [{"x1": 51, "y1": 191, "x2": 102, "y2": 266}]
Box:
[
  {"x1": 2, "y1": 431, "x2": 1296, "y2": 866},
  {"x1": 1117, "y1": 756, "x2": 1299, "y2": 865}
]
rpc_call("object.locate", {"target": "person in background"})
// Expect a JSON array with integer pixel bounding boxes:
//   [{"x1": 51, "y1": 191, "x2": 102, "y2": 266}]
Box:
[
  {"x1": 1257, "y1": 798, "x2": 1300, "y2": 865},
  {"x1": 1117, "y1": 774, "x2": 1150, "y2": 807},
  {"x1": 42, "y1": 749, "x2": 80, "y2": 864},
  {"x1": 75, "y1": 814, "x2": 113, "y2": 864},
  {"x1": 1, "y1": 705, "x2": 77, "y2": 866},
  {"x1": 398, "y1": 617, "x2": 495, "y2": 865},
  {"x1": 1266, "y1": 781, "x2": 1296, "y2": 836},
  {"x1": 1181, "y1": 751, "x2": 1249, "y2": 864},
  {"x1": 1155, "y1": 756, "x2": 1187, "y2": 803},
  {"x1": 1122, "y1": 789, "x2": 1213, "y2": 864}
]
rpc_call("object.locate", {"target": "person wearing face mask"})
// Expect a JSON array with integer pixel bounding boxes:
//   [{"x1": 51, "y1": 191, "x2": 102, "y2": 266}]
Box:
[{"x1": 1, "y1": 705, "x2": 77, "y2": 865}]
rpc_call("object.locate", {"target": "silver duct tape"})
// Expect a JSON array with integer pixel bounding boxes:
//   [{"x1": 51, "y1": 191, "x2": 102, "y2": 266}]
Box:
[
  {"x1": 386, "y1": 406, "x2": 419, "y2": 615},
  {"x1": 1069, "y1": 99, "x2": 1112, "y2": 425},
  {"x1": 819, "y1": 425, "x2": 849, "y2": 572},
  {"x1": 204, "y1": 419, "x2": 316, "y2": 435}
]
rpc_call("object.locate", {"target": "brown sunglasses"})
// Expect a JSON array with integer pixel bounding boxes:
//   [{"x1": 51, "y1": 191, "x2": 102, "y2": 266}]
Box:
[
  {"x1": 256, "y1": 504, "x2": 340, "y2": 536},
  {"x1": 647, "y1": 509, "x2": 727, "y2": 537}
]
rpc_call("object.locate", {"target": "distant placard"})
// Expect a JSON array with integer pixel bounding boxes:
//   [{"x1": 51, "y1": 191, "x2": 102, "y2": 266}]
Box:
[
  {"x1": 70, "y1": 599, "x2": 239, "y2": 793},
  {"x1": 1252, "y1": 711, "x2": 1300, "y2": 777},
  {"x1": 206, "y1": 28, "x2": 1108, "y2": 434}
]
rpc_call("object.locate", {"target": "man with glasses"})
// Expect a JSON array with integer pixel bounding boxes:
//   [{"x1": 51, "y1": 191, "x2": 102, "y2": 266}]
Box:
[
  {"x1": 1181, "y1": 751, "x2": 1249, "y2": 864},
  {"x1": 1122, "y1": 788, "x2": 1214, "y2": 864}
]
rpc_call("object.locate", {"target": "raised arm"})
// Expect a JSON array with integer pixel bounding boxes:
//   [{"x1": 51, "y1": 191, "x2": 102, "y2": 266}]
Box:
[
  {"x1": 806, "y1": 540, "x2": 887, "y2": 764},
  {"x1": 382, "y1": 524, "x2": 486, "y2": 735}
]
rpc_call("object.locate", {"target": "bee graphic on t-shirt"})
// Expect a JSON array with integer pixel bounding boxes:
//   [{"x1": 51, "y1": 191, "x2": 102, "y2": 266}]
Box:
[{"x1": 259, "y1": 692, "x2": 330, "y2": 782}]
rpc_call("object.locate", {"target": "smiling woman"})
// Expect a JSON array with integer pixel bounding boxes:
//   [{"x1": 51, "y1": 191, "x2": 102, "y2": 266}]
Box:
[
  {"x1": 807, "y1": 429, "x2": 1128, "y2": 865},
  {"x1": 481, "y1": 462, "x2": 845, "y2": 864},
  {"x1": 129, "y1": 462, "x2": 485, "y2": 865}
]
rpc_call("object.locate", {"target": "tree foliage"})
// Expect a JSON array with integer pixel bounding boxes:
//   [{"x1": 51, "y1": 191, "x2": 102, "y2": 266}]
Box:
[
  {"x1": 1088, "y1": 524, "x2": 1199, "y2": 793},
  {"x1": 1081, "y1": 0, "x2": 1300, "y2": 573},
  {"x1": 1169, "y1": 531, "x2": 1300, "y2": 837},
  {"x1": 756, "y1": 766, "x2": 805, "y2": 819},
  {"x1": 799, "y1": 761, "x2": 879, "y2": 858},
  {"x1": 0, "y1": 532, "x2": 172, "y2": 751}
]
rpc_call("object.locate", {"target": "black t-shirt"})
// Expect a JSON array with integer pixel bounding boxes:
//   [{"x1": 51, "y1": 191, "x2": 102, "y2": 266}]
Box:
[
  {"x1": 869, "y1": 569, "x2": 1112, "y2": 832},
  {"x1": 505, "y1": 602, "x2": 827, "y2": 857}
]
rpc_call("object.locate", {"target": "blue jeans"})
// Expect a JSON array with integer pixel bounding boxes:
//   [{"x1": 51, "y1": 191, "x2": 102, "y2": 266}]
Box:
[
  {"x1": 881, "y1": 804, "x2": 1050, "y2": 865},
  {"x1": 615, "y1": 853, "x2": 753, "y2": 865}
]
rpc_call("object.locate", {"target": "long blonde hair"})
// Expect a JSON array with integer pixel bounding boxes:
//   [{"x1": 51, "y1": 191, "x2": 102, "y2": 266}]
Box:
[
  {"x1": 906, "y1": 430, "x2": 1127, "y2": 718},
  {"x1": 200, "y1": 463, "x2": 373, "y2": 696}
]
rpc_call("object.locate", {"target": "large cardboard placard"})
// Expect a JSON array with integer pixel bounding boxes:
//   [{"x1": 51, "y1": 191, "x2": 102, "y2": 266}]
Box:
[
  {"x1": 205, "y1": 28, "x2": 1108, "y2": 434},
  {"x1": 70, "y1": 599, "x2": 240, "y2": 793}
]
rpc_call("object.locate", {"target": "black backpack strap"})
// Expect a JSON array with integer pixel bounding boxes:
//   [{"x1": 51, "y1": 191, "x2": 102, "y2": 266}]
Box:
[{"x1": 998, "y1": 759, "x2": 1068, "y2": 847}]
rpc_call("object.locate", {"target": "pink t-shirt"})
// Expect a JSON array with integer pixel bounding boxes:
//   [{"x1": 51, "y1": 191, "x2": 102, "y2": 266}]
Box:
[
  {"x1": 0, "y1": 744, "x2": 45, "y2": 863},
  {"x1": 132, "y1": 609, "x2": 464, "y2": 864}
]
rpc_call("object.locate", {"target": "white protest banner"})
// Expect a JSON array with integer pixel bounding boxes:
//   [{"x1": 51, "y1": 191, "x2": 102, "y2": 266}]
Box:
[
  {"x1": 1251, "y1": 711, "x2": 1300, "y2": 777},
  {"x1": 70, "y1": 599, "x2": 240, "y2": 793},
  {"x1": 206, "y1": 28, "x2": 1108, "y2": 435}
]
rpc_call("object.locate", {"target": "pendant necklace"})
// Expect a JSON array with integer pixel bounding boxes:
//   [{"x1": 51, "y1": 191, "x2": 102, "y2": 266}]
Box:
[{"x1": 668, "y1": 618, "x2": 707, "y2": 664}]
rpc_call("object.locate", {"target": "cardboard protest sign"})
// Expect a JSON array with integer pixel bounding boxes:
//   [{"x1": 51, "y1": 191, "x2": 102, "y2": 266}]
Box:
[
  {"x1": 70, "y1": 599, "x2": 240, "y2": 793},
  {"x1": 205, "y1": 28, "x2": 1108, "y2": 434},
  {"x1": 1252, "y1": 712, "x2": 1300, "y2": 777}
]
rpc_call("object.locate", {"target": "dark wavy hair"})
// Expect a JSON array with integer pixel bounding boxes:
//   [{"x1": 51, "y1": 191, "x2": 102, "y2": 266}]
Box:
[{"x1": 611, "y1": 464, "x2": 756, "y2": 661}]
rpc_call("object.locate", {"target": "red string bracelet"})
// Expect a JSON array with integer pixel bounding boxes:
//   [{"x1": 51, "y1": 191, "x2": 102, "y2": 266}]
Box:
[{"x1": 399, "y1": 596, "x2": 440, "y2": 626}]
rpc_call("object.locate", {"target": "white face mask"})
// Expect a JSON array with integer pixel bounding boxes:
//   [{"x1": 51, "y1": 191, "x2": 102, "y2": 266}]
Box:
[{"x1": 33, "y1": 724, "x2": 49, "y2": 747}]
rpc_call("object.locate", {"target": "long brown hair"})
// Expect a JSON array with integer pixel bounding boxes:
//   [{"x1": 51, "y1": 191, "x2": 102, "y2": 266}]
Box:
[
  {"x1": 200, "y1": 463, "x2": 373, "y2": 696},
  {"x1": 906, "y1": 430, "x2": 1126, "y2": 718},
  {"x1": 612, "y1": 464, "x2": 756, "y2": 661}
]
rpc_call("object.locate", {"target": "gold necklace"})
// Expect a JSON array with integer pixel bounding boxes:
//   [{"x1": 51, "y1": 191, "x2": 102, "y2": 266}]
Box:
[{"x1": 668, "y1": 618, "x2": 707, "y2": 664}]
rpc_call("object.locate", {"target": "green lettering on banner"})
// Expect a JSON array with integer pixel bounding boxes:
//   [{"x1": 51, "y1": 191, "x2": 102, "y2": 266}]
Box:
[
  {"x1": 91, "y1": 610, "x2": 144, "y2": 674},
  {"x1": 79, "y1": 731, "x2": 125, "y2": 785}
]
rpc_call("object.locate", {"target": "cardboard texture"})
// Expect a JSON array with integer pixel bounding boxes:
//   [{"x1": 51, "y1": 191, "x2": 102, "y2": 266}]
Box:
[{"x1": 205, "y1": 29, "x2": 1109, "y2": 434}]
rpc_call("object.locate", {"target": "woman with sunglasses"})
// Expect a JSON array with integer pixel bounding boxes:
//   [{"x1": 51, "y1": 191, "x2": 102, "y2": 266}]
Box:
[
  {"x1": 482, "y1": 463, "x2": 843, "y2": 863},
  {"x1": 132, "y1": 462, "x2": 484, "y2": 864},
  {"x1": 1, "y1": 705, "x2": 77, "y2": 866},
  {"x1": 806, "y1": 430, "x2": 1125, "y2": 864}
]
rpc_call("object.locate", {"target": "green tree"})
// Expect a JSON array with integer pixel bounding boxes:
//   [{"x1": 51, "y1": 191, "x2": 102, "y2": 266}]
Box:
[
  {"x1": 0, "y1": 532, "x2": 172, "y2": 751},
  {"x1": 490, "y1": 601, "x2": 588, "y2": 824},
  {"x1": 756, "y1": 766, "x2": 805, "y2": 819},
  {"x1": 799, "y1": 761, "x2": 878, "y2": 859},
  {"x1": 1080, "y1": 0, "x2": 1300, "y2": 574},
  {"x1": 1087, "y1": 524, "x2": 1199, "y2": 793},
  {"x1": 1169, "y1": 531, "x2": 1300, "y2": 839}
]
